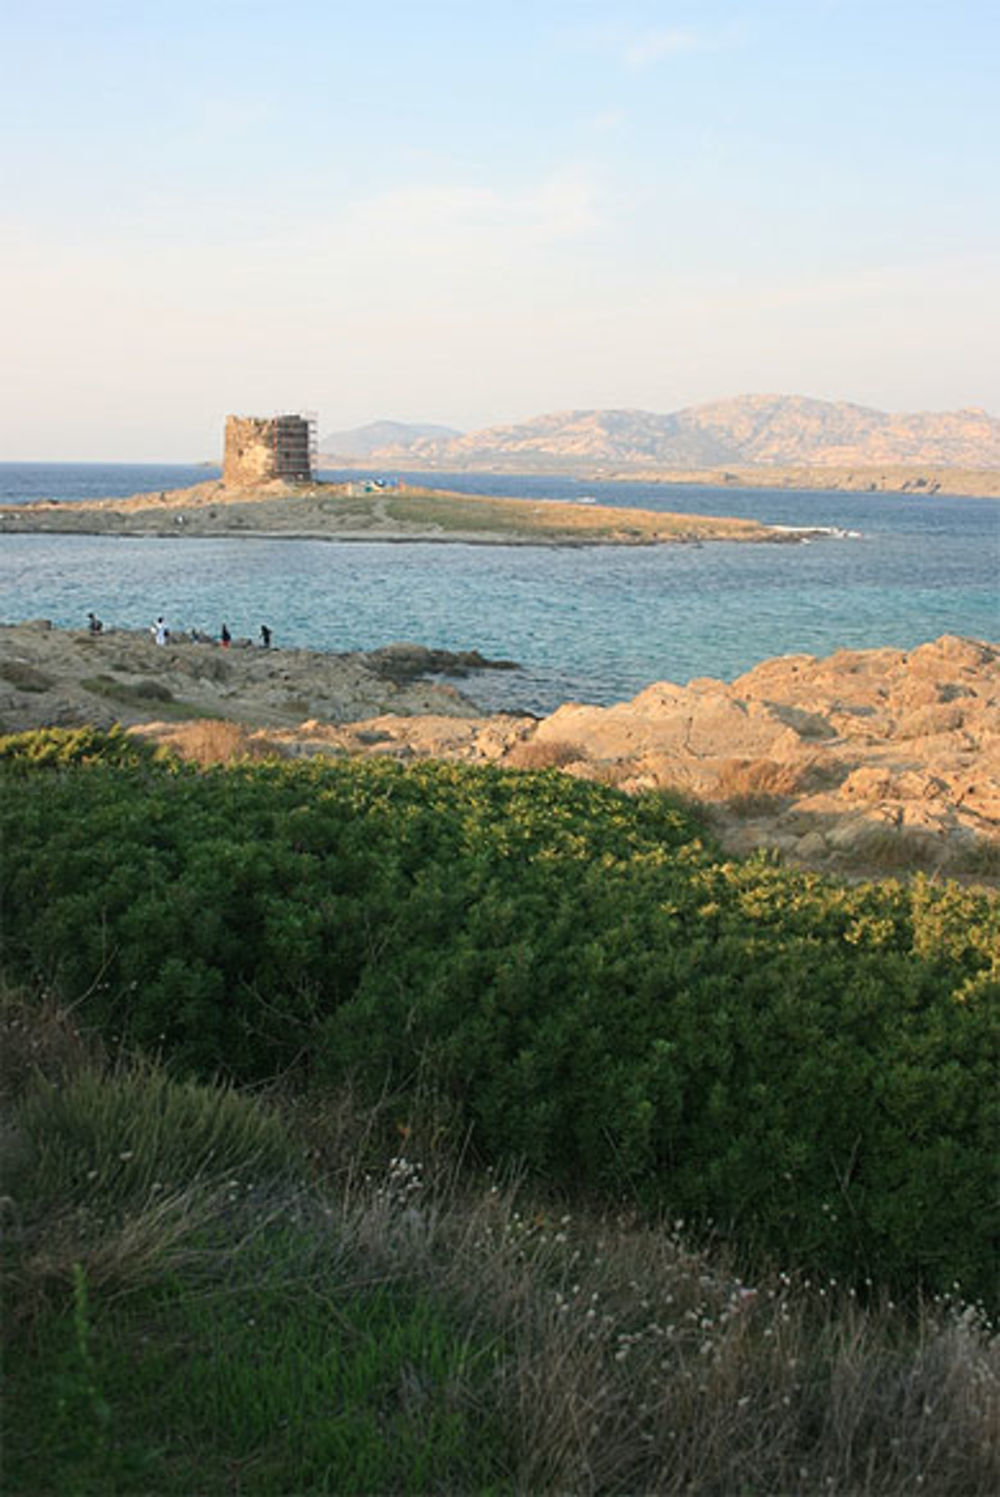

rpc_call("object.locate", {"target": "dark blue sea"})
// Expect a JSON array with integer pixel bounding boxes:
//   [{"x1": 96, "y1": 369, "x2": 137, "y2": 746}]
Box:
[{"x1": 1, "y1": 462, "x2": 997, "y2": 714}]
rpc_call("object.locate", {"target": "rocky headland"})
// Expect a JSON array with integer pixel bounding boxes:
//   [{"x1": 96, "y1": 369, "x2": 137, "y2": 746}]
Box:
[{"x1": 2, "y1": 622, "x2": 997, "y2": 886}]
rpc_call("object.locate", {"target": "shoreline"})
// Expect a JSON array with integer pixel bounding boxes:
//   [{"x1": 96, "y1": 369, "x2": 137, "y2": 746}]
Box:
[
  {"x1": 2, "y1": 621, "x2": 997, "y2": 887},
  {"x1": 0, "y1": 525, "x2": 828, "y2": 548},
  {"x1": 603, "y1": 463, "x2": 1000, "y2": 500}
]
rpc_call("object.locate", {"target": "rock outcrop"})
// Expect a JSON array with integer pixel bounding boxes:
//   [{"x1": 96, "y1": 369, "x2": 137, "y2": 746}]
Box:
[
  {"x1": 0, "y1": 622, "x2": 498, "y2": 732},
  {"x1": 521, "y1": 636, "x2": 999, "y2": 879},
  {"x1": 2, "y1": 623, "x2": 996, "y2": 884}
]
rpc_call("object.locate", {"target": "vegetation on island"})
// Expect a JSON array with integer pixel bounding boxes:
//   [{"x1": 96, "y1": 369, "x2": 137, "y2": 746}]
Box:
[
  {"x1": 2, "y1": 726, "x2": 997, "y2": 1494},
  {"x1": 373, "y1": 486, "x2": 769, "y2": 542},
  {"x1": 0, "y1": 477, "x2": 775, "y2": 544}
]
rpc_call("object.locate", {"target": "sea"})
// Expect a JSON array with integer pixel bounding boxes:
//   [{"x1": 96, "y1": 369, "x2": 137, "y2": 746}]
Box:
[{"x1": 1, "y1": 462, "x2": 997, "y2": 716}]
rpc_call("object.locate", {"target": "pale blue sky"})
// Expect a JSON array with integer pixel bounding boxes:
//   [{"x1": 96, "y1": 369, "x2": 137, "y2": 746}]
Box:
[{"x1": 2, "y1": 0, "x2": 997, "y2": 459}]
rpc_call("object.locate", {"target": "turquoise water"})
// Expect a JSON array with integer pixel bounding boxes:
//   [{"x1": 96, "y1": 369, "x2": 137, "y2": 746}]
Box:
[{"x1": 2, "y1": 464, "x2": 997, "y2": 714}]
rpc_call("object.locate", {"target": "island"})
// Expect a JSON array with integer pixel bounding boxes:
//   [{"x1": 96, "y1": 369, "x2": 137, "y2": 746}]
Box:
[{"x1": 0, "y1": 477, "x2": 803, "y2": 546}]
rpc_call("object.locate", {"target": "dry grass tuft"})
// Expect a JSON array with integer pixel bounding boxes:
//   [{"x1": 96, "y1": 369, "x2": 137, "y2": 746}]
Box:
[
  {"x1": 342, "y1": 1165, "x2": 1000, "y2": 1496},
  {"x1": 715, "y1": 756, "x2": 812, "y2": 816},
  {"x1": 270, "y1": 1071, "x2": 1000, "y2": 1494},
  {"x1": 503, "y1": 738, "x2": 586, "y2": 770},
  {"x1": 895, "y1": 704, "x2": 966, "y2": 740},
  {"x1": 155, "y1": 718, "x2": 289, "y2": 766},
  {"x1": 81, "y1": 673, "x2": 174, "y2": 704},
  {"x1": 0, "y1": 984, "x2": 299, "y2": 1326},
  {"x1": 10, "y1": 1182, "x2": 228, "y2": 1322},
  {"x1": 0, "y1": 980, "x2": 97, "y2": 1106},
  {"x1": 835, "y1": 825, "x2": 941, "y2": 874},
  {"x1": 0, "y1": 661, "x2": 55, "y2": 693},
  {"x1": 943, "y1": 836, "x2": 1000, "y2": 881}
]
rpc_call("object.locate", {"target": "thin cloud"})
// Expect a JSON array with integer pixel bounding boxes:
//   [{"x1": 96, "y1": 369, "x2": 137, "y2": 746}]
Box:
[
  {"x1": 567, "y1": 20, "x2": 743, "y2": 70},
  {"x1": 588, "y1": 108, "x2": 627, "y2": 134},
  {"x1": 730, "y1": 254, "x2": 1000, "y2": 315},
  {"x1": 186, "y1": 96, "x2": 277, "y2": 138},
  {"x1": 343, "y1": 169, "x2": 603, "y2": 255},
  {"x1": 622, "y1": 27, "x2": 707, "y2": 68}
]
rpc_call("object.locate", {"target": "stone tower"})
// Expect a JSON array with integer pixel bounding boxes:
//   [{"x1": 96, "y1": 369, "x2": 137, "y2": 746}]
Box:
[{"x1": 223, "y1": 414, "x2": 314, "y2": 487}]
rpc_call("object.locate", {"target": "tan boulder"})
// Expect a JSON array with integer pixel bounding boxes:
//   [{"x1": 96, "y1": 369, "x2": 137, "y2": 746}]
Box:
[
  {"x1": 2, "y1": 622, "x2": 997, "y2": 885},
  {"x1": 515, "y1": 636, "x2": 999, "y2": 882}
]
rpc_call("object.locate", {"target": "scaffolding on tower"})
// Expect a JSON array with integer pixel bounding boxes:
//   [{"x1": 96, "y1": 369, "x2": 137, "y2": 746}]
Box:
[
  {"x1": 270, "y1": 412, "x2": 314, "y2": 481},
  {"x1": 303, "y1": 409, "x2": 318, "y2": 473}
]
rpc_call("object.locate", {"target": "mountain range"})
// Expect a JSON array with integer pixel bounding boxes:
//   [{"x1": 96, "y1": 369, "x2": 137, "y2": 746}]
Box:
[
  {"x1": 319, "y1": 395, "x2": 1000, "y2": 474},
  {"x1": 317, "y1": 419, "x2": 461, "y2": 459}
]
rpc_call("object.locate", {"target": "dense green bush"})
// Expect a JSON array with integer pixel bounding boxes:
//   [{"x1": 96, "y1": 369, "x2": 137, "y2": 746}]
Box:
[
  {"x1": 0, "y1": 723, "x2": 155, "y2": 770},
  {"x1": 2, "y1": 729, "x2": 997, "y2": 1303}
]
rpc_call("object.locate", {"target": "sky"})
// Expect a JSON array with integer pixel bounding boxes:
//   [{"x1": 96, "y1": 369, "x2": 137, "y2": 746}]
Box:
[{"x1": 1, "y1": 0, "x2": 998, "y2": 460}]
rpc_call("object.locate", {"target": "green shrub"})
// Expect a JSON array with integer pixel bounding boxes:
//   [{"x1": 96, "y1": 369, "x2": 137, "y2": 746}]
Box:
[
  {"x1": 2, "y1": 730, "x2": 997, "y2": 1304},
  {"x1": 80, "y1": 673, "x2": 174, "y2": 704},
  {"x1": 0, "y1": 723, "x2": 155, "y2": 770}
]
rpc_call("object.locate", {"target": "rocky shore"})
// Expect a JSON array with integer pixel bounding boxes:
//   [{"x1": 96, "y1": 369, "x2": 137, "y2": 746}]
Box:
[
  {"x1": 0, "y1": 621, "x2": 508, "y2": 730},
  {"x1": 2, "y1": 622, "x2": 996, "y2": 885}
]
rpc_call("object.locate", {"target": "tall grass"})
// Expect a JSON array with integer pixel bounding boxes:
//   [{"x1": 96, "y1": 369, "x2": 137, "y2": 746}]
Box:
[
  {"x1": 141, "y1": 717, "x2": 290, "y2": 765},
  {"x1": 3, "y1": 984, "x2": 997, "y2": 1495}
]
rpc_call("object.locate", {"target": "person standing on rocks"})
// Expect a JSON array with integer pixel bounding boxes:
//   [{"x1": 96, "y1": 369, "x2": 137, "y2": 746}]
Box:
[
  {"x1": 220, "y1": 623, "x2": 231, "y2": 649},
  {"x1": 152, "y1": 616, "x2": 168, "y2": 646},
  {"x1": 260, "y1": 624, "x2": 272, "y2": 649}
]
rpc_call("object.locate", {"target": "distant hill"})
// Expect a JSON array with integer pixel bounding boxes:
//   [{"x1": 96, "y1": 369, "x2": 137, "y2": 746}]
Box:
[
  {"x1": 327, "y1": 396, "x2": 1000, "y2": 474},
  {"x1": 318, "y1": 420, "x2": 462, "y2": 460}
]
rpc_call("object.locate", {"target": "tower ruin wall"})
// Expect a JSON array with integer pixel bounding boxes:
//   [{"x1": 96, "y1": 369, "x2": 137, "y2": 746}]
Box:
[{"x1": 223, "y1": 415, "x2": 313, "y2": 487}]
